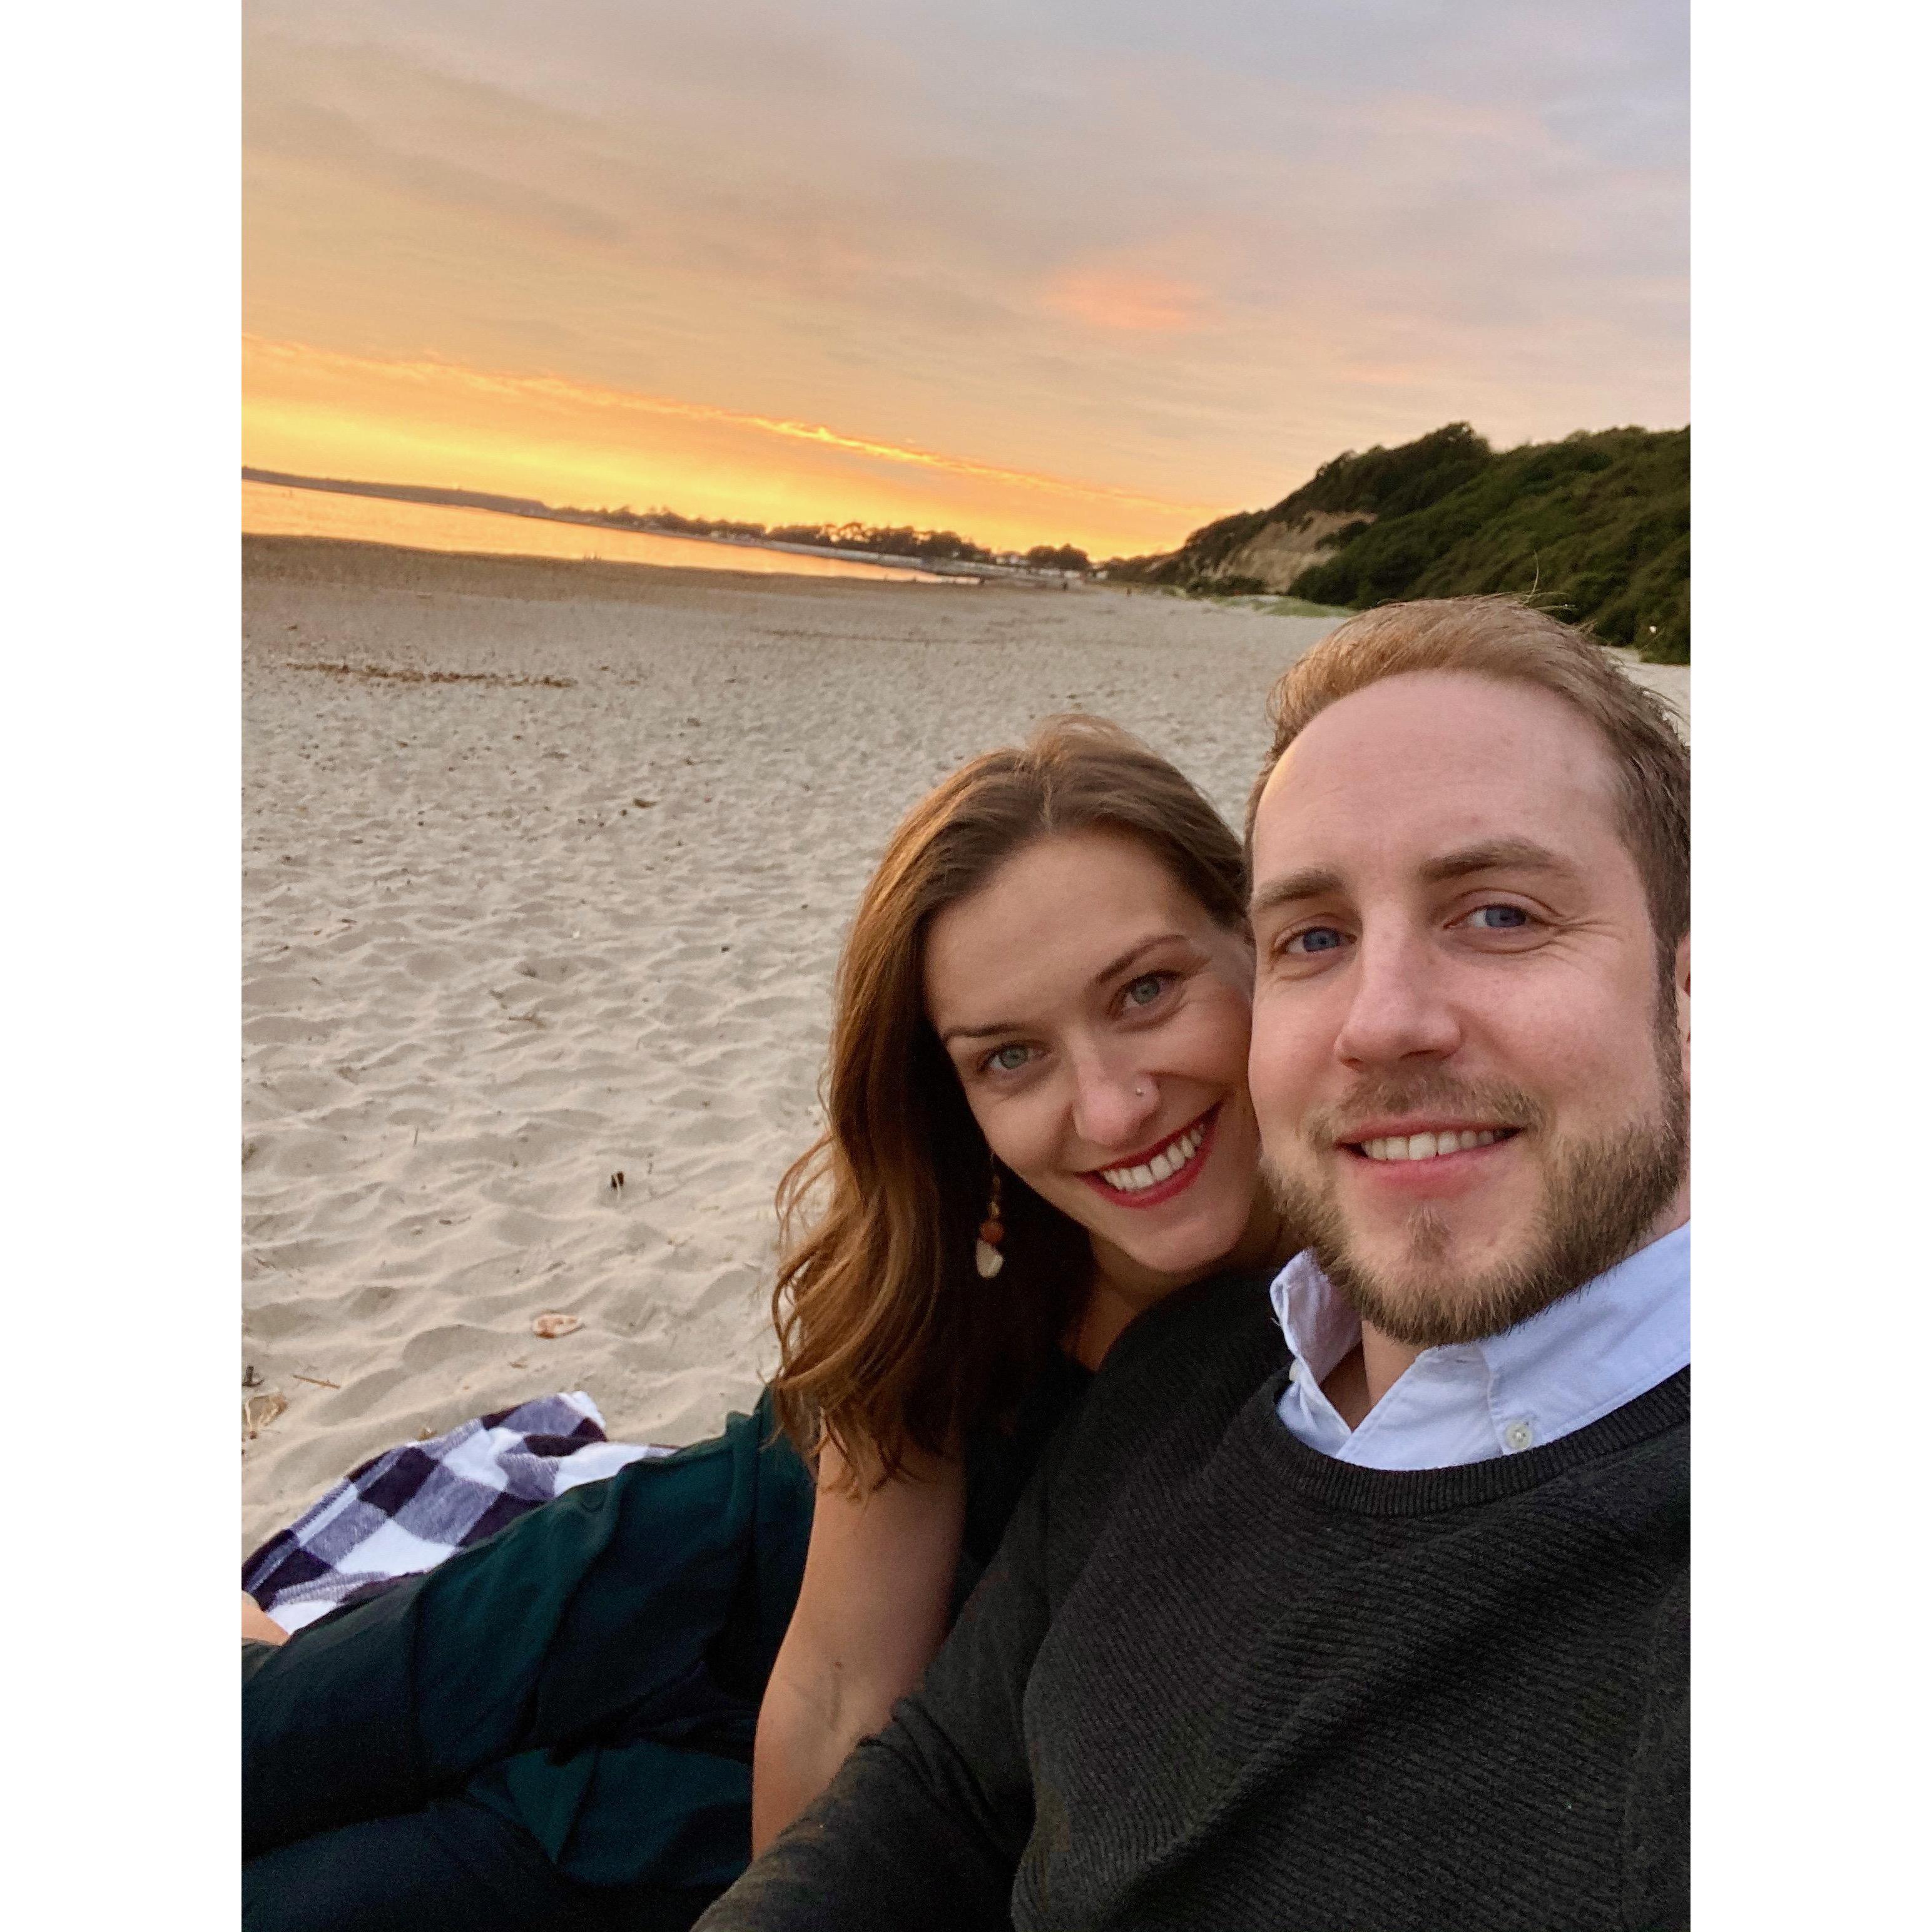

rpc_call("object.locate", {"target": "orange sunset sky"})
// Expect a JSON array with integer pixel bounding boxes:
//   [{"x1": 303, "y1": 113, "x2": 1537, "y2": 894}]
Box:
[{"x1": 243, "y1": 1, "x2": 1688, "y2": 560}]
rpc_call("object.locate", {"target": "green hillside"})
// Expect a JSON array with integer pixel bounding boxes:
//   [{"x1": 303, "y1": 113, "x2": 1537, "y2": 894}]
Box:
[{"x1": 1114, "y1": 422, "x2": 1690, "y2": 662}]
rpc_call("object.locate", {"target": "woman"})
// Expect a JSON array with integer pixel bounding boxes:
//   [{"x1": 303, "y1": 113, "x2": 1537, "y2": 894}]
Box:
[{"x1": 243, "y1": 716, "x2": 1293, "y2": 1931}]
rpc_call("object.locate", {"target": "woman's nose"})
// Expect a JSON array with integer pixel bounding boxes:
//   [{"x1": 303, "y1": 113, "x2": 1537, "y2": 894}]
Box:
[{"x1": 1069, "y1": 1049, "x2": 1161, "y2": 1149}]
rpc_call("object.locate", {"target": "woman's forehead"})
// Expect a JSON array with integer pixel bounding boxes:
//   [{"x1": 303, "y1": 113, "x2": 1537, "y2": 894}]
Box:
[{"x1": 923, "y1": 831, "x2": 1202, "y2": 1030}]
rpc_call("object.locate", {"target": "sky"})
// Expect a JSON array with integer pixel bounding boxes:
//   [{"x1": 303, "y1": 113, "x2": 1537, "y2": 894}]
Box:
[{"x1": 243, "y1": 0, "x2": 1688, "y2": 559}]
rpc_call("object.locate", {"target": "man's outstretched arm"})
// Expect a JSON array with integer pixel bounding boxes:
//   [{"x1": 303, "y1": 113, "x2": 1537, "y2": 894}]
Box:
[{"x1": 695, "y1": 1474, "x2": 1055, "y2": 1931}]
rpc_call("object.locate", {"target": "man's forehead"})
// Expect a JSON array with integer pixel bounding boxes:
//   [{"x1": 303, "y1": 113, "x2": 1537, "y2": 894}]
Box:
[{"x1": 1252, "y1": 672, "x2": 1620, "y2": 890}]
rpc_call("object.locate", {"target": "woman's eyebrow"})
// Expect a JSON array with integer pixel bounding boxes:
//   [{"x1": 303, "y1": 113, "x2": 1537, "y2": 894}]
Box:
[
  {"x1": 938, "y1": 933, "x2": 1191, "y2": 1045},
  {"x1": 1088, "y1": 932, "x2": 1189, "y2": 990},
  {"x1": 941, "y1": 1017, "x2": 1025, "y2": 1045}
]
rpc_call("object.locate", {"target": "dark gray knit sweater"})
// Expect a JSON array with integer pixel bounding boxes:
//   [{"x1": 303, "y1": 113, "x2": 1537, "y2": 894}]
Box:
[{"x1": 698, "y1": 1269, "x2": 1689, "y2": 1932}]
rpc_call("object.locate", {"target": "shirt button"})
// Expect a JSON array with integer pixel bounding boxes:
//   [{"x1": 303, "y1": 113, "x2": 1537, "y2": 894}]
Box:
[
  {"x1": 1288, "y1": 1359, "x2": 1304, "y2": 1385},
  {"x1": 1503, "y1": 1419, "x2": 1535, "y2": 1453}
]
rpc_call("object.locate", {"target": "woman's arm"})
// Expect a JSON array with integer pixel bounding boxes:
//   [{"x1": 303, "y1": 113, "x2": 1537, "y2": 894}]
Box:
[
  {"x1": 750, "y1": 1437, "x2": 966, "y2": 1854},
  {"x1": 707, "y1": 1436, "x2": 1058, "y2": 1931},
  {"x1": 242, "y1": 1591, "x2": 290, "y2": 1645}
]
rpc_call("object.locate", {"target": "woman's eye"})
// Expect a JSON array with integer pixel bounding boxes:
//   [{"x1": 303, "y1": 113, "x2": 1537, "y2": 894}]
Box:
[
  {"x1": 1123, "y1": 973, "x2": 1167, "y2": 1009},
  {"x1": 985, "y1": 1044, "x2": 1035, "y2": 1074},
  {"x1": 1283, "y1": 925, "x2": 1350, "y2": 957},
  {"x1": 1462, "y1": 904, "x2": 1532, "y2": 931}
]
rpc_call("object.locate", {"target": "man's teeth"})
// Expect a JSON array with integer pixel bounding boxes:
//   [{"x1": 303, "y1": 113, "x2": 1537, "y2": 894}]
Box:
[
  {"x1": 1101, "y1": 1122, "x2": 1206, "y2": 1192},
  {"x1": 1360, "y1": 1129, "x2": 1503, "y2": 1162}
]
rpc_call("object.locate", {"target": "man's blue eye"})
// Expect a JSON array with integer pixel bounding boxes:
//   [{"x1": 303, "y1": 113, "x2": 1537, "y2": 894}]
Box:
[
  {"x1": 1468, "y1": 905, "x2": 1530, "y2": 930},
  {"x1": 1289, "y1": 927, "x2": 1346, "y2": 954}
]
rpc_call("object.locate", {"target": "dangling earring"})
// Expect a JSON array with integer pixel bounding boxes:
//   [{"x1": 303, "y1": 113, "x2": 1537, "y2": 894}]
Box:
[{"x1": 975, "y1": 1169, "x2": 1005, "y2": 1279}]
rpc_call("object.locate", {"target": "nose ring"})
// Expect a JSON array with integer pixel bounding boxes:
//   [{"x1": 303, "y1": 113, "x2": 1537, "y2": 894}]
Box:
[{"x1": 1135, "y1": 1083, "x2": 1147, "y2": 1098}]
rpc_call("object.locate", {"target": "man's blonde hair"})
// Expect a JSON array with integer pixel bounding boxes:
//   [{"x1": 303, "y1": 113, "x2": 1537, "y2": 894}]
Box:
[{"x1": 1248, "y1": 596, "x2": 1689, "y2": 965}]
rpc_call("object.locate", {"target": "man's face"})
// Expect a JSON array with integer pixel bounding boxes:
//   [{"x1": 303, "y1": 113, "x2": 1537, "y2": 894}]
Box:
[{"x1": 1247, "y1": 670, "x2": 1689, "y2": 1347}]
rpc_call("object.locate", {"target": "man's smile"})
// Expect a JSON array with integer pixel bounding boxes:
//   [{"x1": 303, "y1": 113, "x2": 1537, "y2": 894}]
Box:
[
  {"x1": 1324, "y1": 1118, "x2": 1527, "y2": 1202},
  {"x1": 1342, "y1": 1124, "x2": 1522, "y2": 1163}
]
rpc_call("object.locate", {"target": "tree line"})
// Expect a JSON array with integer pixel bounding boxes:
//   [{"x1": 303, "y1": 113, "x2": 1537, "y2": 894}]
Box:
[
  {"x1": 1107, "y1": 422, "x2": 1690, "y2": 663},
  {"x1": 574, "y1": 504, "x2": 1089, "y2": 572}
]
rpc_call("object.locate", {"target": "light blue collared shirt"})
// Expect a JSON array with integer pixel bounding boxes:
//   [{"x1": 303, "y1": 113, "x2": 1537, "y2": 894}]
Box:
[{"x1": 1269, "y1": 1222, "x2": 1690, "y2": 1470}]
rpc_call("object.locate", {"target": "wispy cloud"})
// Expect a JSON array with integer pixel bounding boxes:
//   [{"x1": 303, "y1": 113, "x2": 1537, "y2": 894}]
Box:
[
  {"x1": 248, "y1": 337, "x2": 1219, "y2": 514},
  {"x1": 1043, "y1": 267, "x2": 1214, "y2": 335},
  {"x1": 242, "y1": 336, "x2": 1225, "y2": 554},
  {"x1": 243, "y1": 1, "x2": 1686, "y2": 541}
]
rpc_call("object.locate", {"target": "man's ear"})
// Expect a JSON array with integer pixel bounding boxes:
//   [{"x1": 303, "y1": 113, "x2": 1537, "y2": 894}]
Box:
[{"x1": 1674, "y1": 933, "x2": 1690, "y2": 1079}]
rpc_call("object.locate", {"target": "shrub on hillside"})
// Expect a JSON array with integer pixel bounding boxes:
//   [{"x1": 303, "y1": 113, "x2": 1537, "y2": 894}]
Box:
[
  {"x1": 1115, "y1": 422, "x2": 1691, "y2": 659},
  {"x1": 1284, "y1": 427, "x2": 1689, "y2": 658}
]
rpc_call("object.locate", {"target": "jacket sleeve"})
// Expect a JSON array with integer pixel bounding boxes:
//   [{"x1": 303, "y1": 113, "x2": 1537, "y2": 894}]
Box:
[{"x1": 693, "y1": 1459, "x2": 1056, "y2": 1932}]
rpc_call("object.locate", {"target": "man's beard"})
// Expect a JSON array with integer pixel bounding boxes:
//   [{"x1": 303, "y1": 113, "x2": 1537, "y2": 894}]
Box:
[{"x1": 1263, "y1": 1034, "x2": 1687, "y2": 1351}]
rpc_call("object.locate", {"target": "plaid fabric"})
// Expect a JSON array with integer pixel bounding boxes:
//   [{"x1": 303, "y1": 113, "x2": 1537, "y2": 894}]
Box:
[{"x1": 242, "y1": 1392, "x2": 672, "y2": 1634}]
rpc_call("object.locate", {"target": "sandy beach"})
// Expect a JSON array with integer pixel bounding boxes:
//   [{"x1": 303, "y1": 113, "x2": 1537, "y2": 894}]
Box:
[{"x1": 241, "y1": 537, "x2": 1687, "y2": 1553}]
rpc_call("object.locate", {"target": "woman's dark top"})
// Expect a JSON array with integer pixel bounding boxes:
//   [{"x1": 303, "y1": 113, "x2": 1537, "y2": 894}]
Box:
[
  {"x1": 957, "y1": 1348, "x2": 1095, "y2": 1612},
  {"x1": 242, "y1": 1363, "x2": 1092, "y2": 1904}
]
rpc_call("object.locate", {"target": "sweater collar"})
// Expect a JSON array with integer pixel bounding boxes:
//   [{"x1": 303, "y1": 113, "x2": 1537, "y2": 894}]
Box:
[{"x1": 1268, "y1": 1223, "x2": 1690, "y2": 1471}]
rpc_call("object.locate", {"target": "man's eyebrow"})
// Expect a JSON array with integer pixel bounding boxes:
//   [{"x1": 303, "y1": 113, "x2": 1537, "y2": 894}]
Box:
[
  {"x1": 1249, "y1": 841, "x2": 1579, "y2": 922},
  {"x1": 938, "y1": 933, "x2": 1189, "y2": 1045},
  {"x1": 1248, "y1": 867, "x2": 1343, "y2": 922},
  {"x1": 1418, "y1": 838, "x2": 1579, "y2": 885}
]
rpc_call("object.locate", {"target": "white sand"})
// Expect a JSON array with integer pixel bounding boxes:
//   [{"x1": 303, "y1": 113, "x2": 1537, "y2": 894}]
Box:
[{"x1": 241, "y1": 539, "x2": 1688, "y2": 1553}]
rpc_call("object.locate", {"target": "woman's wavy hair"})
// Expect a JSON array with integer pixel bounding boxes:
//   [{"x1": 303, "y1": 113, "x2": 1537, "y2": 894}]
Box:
[{"x1": 770, "y1": 715, "x2": 1247, "y2": 1490}]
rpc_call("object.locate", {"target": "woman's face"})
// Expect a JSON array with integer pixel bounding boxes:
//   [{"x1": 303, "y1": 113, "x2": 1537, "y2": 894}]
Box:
[{"x1": 923, "y1": 827, "x2": 1263, "y2": 1291}]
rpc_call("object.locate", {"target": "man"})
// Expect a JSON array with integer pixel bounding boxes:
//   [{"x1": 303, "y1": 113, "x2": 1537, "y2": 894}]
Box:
[{"x1": 698, "y1": 596, "x2": 1689, "y2": 1931}]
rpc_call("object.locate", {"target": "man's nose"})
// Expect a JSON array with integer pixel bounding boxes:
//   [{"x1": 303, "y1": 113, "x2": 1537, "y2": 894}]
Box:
[
  {"x1": 1331, "y1": 927, "x2": 1461, "y2": 1070},
  {"x1": 1068, "y1": 1044, "x2": 1161, "y2": 1149}
]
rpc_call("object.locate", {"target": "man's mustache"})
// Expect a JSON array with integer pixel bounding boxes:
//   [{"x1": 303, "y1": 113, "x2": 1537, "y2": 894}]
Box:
[{"x1": 1305, "y1": 1072, "x2": 1548, "y2": 1149}]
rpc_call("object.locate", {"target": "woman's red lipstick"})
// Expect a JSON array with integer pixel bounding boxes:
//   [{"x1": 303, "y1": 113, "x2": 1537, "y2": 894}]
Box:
[{"x1": 1077, "y1": 1105, "x2": 1220, "y2": 1211}]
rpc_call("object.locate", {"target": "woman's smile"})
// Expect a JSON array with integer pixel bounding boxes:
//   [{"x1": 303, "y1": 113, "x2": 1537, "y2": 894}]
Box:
[{"x1": 1079, "y1": 1104, "x2": 1219, "y2": 1209}]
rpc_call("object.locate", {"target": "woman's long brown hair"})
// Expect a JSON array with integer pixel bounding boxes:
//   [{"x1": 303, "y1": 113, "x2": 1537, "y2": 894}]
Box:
[{"x1": 770, "y1": 716, "x2": 1248, "y2": 1490}]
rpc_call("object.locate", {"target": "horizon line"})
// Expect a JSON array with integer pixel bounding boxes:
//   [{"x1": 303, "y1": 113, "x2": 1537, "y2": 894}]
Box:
[{"x1": 241, "y1": 465, "x2": 1149, "y2": 561}]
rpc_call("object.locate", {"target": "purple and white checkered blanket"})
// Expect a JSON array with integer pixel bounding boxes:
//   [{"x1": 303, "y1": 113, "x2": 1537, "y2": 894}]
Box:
[{"x1": 242, "y1": 1392, "x2": 671, "y2": 1634}]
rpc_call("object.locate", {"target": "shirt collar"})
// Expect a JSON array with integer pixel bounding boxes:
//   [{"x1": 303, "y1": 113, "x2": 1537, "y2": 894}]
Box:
[{"x1": 1268, "y1": 1222, "x2": 1690, "y2": 1470}]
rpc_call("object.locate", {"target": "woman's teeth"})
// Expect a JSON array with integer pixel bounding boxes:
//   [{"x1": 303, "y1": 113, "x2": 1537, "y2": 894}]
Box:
[
  {"x1": 1100, "y1": 1121, "x2": 1206, "y2": 1194},
  {"x1": 1360, "y1": 1129, "x2": 1503, "y2": 1162}
]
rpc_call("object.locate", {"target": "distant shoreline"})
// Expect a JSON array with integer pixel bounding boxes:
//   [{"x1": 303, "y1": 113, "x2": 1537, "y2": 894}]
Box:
[
  {"x1": 242, "y1": 468, "x2": 1077, "y2": 585},
  {"x1": 239, "y1": 530, "x2": 980, "y2": 595}
]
